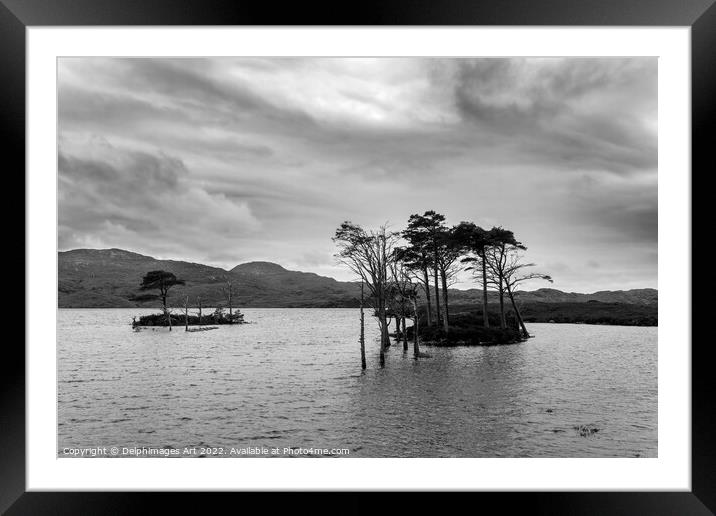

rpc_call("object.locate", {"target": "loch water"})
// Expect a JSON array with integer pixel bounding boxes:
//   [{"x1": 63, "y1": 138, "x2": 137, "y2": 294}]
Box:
[{"x1": 58, "y1": 308, "x2": 657, "y2": 457}]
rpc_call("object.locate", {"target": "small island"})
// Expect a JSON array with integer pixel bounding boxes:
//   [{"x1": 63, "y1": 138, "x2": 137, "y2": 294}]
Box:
[
  {"x1": 404, "y1": 312, "x2": 525, "y2": 346},
  {"x1": 131, "y1": 270, "x2": 247, "y2": 330},
  {"x1": 132, "y1": 307, "x2": 246, "y2": 328},
  {"x1": 333, "y1": 212, "x2": 554, "y2": 365}
]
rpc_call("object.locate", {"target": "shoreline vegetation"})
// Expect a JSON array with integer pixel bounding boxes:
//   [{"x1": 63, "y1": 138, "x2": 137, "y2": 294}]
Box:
[
  {"x1": 132, "y1": 308, "x2": 246, "y2": 328},
  {"x1": 394, "y1": 304, "x2": 656, "y2": 348},
  {"x1": 402, "y1": 313, "x2": 525, "y2": 347}
]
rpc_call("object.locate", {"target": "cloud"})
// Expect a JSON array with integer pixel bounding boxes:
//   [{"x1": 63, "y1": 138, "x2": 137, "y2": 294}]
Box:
[
  {"x1": 57, "y1": 57, "x2": 657, "y2": 292},
  {"x1": 58, "y1": 139, "x2": 260, "y2": 262},
  {"x1": 452, "y1": 58, "x2": 657, "y2": 175}
]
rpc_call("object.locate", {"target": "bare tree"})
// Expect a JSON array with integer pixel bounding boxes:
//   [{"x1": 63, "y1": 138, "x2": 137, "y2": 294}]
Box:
[
  {"x1": 485, "y1": 244, "x2": 509, "y2": 328},
  {"x1": 221, "y1": 279, "x2": 238, "y2": 317},
  {"x1": 397, "y1": 246, "x2": 433, "y2": 327},
  {"x1": 501, "y1": 251, "x2": 552, "y2": 337},
  {"x1": 184, "y1": 295, "x2": 189, "y2": 331},
  {"x1": 388, "y1": 249, "x2": 419, "y2": 352},
  {"x1": 333, "y1": 222, "x2": 399, "y2": 367},
  {"x1": 484, "y1": 228, "x2": 524, "y2": 329}
]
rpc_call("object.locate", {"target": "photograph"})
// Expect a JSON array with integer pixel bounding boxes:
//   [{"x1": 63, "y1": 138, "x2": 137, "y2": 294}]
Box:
[{"x1": 57, "y1": 56, "x2": 658, "y2": 459}]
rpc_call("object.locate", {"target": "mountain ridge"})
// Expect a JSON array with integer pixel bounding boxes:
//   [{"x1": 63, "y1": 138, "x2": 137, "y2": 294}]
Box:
[{"x1": 58, "y1": 248, "x2": 658, "y2": 308}]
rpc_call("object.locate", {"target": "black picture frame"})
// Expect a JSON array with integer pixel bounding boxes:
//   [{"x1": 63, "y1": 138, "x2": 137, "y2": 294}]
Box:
[{"x1": 4, "y1": 0, "x2": 712, "y2": 513}]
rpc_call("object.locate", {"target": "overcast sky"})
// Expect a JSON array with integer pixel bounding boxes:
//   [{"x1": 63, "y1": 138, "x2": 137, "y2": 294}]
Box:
[{"x1": 58, "y1": 57, "x2": 657, "y2": 293}]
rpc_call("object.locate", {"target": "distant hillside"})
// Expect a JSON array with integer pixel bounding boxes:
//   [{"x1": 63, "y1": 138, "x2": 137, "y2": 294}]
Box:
[
  {"x1": 59, "y1": 248, "x2": 360, "y2": 308},
  {"x1": 446, "y1": 286, "x2": 658, "y2": 306},
  {"x1": 58, "y1": 248, "x2": 658, "y2": 310},
  {"x1": 446, "y1": 302, "x2": 657, "y2": 327}
]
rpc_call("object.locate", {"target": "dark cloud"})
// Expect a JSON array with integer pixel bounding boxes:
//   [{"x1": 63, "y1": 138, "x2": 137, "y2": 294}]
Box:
[
  {"x1": 58, "y1": 142, "x2": 259, "y2": 260},
  {"x1": 57, "y1": 57, "x2": 657, "y2": 292}
]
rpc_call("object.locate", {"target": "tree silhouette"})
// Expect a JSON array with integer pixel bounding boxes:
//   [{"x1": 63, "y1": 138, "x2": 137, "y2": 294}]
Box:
[
  {"x1": 333, "y1": 222, "x2": 398, "y2": 367},
  {"x1": 139, "y1": 270, "x2": 186, "y2": 329},
  {"x1": 404, "y1": 211, "x2": 447, "y2": 328},
  {"x1": 221, "y1": 279, "x2": 238, "y2": 317},
  {"x1": 333, "y1": 213, "x2": 550, "y2": 352},
  {"x1": 455, "y1": 222, "x2": 493, "y2": 327},
  {"x1": 484, "y1": 227, "x2": 524, "y2": 328},
  {"x1": 434, "y1": 226, "x2": 464, "y2": 334},
  {"x1": 501, "y1": 250, "x2": 552, "y2": 337},
  {"x1": 388, "y1": 248, "x2": 420, "y2": 352},
  {"x1": 397, "y1": 245, "x2": 434, "y2": 327}
]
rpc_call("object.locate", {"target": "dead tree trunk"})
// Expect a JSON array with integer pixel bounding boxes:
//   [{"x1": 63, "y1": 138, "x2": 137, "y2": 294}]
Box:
[
  {"x1": 384, "y1": 317, "x2": 391, "y2": 349},
  {"x1": 378, "y1": 295, "x2": 387, "y2": 367},
  {"x1": 223, "y1": 280, "x2": 236, "y2": 318},
  {"x1": 411, "y1": 298, "x2": 420, "y2": 357},
  {"x1": 360, "y1": 282, "x2": 366, "y2": 369},
  {"x1": 379, "y1": 318, "x2": 387, "y2": 367},
  {"x1": 402, "y1": 316, "x2": 408, "y2": 351},
  {"x1": 162, "y1": 293, "x2": 172, "y2": 331},
  {"x1": 184, "y1": 296, "x2": 189, "y2": 331}
]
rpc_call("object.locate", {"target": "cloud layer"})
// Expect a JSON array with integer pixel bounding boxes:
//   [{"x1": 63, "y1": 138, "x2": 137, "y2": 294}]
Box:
[{"x1": 58, "y1": 57, "x2": 657, "y2": 292}]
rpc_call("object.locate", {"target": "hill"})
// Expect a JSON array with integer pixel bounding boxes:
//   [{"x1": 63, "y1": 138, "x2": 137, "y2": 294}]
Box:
[
  {"x1": 58, "y1": 248, "x2": 657, "y2": 315},
  {"x1": 59, "y1": 248, "x2": 359, "y2": 308},
  {"x1": 446, "y1": 286, "x2": 658, "y2": 306},
  {"x1": 446, "y1": 302, "x2": 657, "y2": 327}
]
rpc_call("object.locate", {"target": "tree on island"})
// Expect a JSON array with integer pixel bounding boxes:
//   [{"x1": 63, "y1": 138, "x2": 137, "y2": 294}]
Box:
[
  {"x1": 404, "y1": 211, "x2": 448, "y2": 328},
  {"x1": 139, "y1": 270, "x2": 186, "y2": 330},
  {"x1": 397, "y1": 245, "x2": 434, "y2": 327},
  {"x1": 332, "y1": 213, "x2": 552, "y2": 367},
  {"x1": 483, "y1": 227, "x2": 525, "y2": 329},
  {"x1": 404, "y1": 211, "x2": 464, "y2": 334},
  {"x1": 434, "y1": 225, "x2": 464, "y2": 334},
  {"x1": 454, "y1": 222, "x2": 494, "y2": 328}
]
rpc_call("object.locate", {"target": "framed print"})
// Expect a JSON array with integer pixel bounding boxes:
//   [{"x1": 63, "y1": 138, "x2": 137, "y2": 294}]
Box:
[{"x1": 5, "y1": 0, "x2": 714, "y2": 513}]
